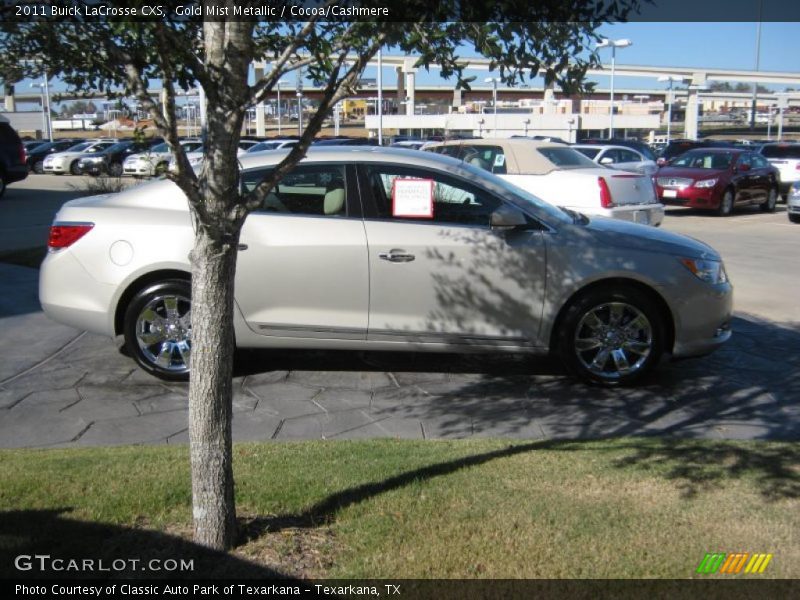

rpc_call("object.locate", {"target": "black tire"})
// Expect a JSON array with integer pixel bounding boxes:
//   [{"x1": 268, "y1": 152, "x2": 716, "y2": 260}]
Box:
[
  {"x1": 717, "y1": 188, "x2": 734, "y2": 217},
  {"x1": 760, "y1": 188, "x2": 778, "y2": 212},
  {"x1": 70, "y1": 160, "x2": 82, "y2": 176},
  {"x1": 0, "y1": 176, "x2": 6, "y2": 199},
  {"x1": 33, "y1": 160, "x2": 44, "y2": 174},
  {"x1": 154, "y1": 162, "x2": 168, "y2": 176},
  {"x1": 789, "y1": 214, "x2": 800, "y2": 224},
  {"x1": 555, "y1": 286, "x2": 665, "y2": 386},
  {"x1": 123, "y1": 279, "x2": 192, "y2": 382},
  {"x1": 108, "y1": 162, "x2": 123, "y2": 177}
]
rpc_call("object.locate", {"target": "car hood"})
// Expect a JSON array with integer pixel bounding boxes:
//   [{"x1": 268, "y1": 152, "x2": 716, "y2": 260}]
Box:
[
  {"x1": 49, "y1": 151, "x2": 84, "y2": 160},
  {"x1": 580, "y1": 215, "x2": 721, "y2": 261},
  {"x1": 656, "y1": 166, "x2": 726, "y2": 180}
]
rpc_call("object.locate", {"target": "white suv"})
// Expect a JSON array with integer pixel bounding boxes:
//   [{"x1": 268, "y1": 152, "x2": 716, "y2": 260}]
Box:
[{"x1": 759, "y1": 143, "x2": 800, "y2": 200}]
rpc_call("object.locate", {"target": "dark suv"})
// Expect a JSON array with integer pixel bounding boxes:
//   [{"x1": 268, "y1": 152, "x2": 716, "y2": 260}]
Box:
[
  {"x1": 657, "y1": 139, "x2": 736, "y2": 166},
  {"x1": 0, "y1": 121, "x2": 28, "y2": 198}
]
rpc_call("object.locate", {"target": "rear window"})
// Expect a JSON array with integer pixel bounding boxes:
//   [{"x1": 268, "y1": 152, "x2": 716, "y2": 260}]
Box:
[
  {"x1": 536, "y1": 147, "x2": 596, "y2": 169},
  {"x1": 760, "y1": 145, "x2": 800, "y2": 159}
]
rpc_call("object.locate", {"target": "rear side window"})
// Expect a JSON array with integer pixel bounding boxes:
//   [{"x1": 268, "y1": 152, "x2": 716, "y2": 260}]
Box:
[
  {"x1": 461, "y1": 146, "x2": 507, "y2": 175},
  {"x1": 243, "y1": 164, "x2": 348, "y2": 217},
  {"x1": 760, "y1": 145, "x2": 800, "y2": 159}
]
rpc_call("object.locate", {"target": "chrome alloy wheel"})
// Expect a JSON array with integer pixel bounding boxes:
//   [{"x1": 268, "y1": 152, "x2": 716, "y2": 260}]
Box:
[
  {"x1": 135, "y1": 294, "x2": 192, "y2": 373},
  {"x1": 573, "y1": 302, "x2": 653, "y2": 381}
]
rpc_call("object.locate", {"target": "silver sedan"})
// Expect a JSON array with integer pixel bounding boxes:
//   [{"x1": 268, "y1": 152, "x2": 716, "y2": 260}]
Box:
[{"x1": 40, "y1": 147, "x2": 732, "y2": 385}]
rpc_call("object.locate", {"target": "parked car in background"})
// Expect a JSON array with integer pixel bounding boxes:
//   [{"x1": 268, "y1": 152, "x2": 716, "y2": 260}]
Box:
[
  {"x1": 578, "y1": 138, "x2": 657, "y2": 161},
  {"x1": 655, "y1": 148, "x2": 779, "y2": 215},
  {"x1": 247, "y1": 139, "x2": 299, "y2": 152},
  {"x1": 40, "y1": 147, "x2": 732, "y2": 386},
  {"x1": 43, "y1": 140, "x2": 117, "y2": 175},
  {"x1": 0, "y1": 120, "x2": 28, "y2": 198},
  {"x1": 758, "y1": 142, "x2": 800, "y2": 200},
  {"x1": 123, "y1": 139, "x2": 202, "y2": 176},
  {"x1": 656, "y1": 139, "x2": 735, "y2": 166},
  {"x1": 313, "y1": 137, "x2": 379, "y2": 146},
  {"x1": 390, "y1": 141, "x2": 427, "y2": 150},
  {"x1": 787, "y1": 181, "x2": 800, "y2": 223},
  {"x1": 168, "y1": 138, "x2": 257, "y2": 172},
  {"x1": 25, "y1": 139, "x2": 85, "y2": 173},
  {"x1": 572, "y1": 144, "x2": 658, "y2": 176},
  {"x1": 426, "y1": 139, "x2": 664, "y2": 226},
  {"x1": 76, "y1": 137, "x2": 165, "y2": 176}
]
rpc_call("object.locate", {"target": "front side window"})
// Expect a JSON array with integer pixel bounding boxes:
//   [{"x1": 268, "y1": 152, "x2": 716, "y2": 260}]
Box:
[
  {"x1": 243, "y1": 164, "x2": 347, "y2": 217},
  {"x1": 364, "y1": 165, "x2": 501, "y2": 227}
]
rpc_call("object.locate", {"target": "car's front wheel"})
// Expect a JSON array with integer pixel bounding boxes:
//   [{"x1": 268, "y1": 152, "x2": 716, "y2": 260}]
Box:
[
  {"x1": 555, "y1": 286, "x2": 664, "y2": 386},
  {"x1": 70, "y1": 161, "x2": 82, "y2": 176},
  {"x1": 717, "y1": 189, "x2": 734, "y2": 216},
  {"x1": 761, "y1": 187, "x2": 778, "y2": 212},
  {"x1": 108, "y1": 162, "x2": 123, "y2": 177},
  {"x1": 123, "y1": 280, "x2": 192, "y2": 381}
]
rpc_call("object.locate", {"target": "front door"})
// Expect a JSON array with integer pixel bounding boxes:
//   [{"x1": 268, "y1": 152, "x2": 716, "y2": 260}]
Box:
[{"x1": 358, "y1": 163, "x2": 547, "y2": 348}]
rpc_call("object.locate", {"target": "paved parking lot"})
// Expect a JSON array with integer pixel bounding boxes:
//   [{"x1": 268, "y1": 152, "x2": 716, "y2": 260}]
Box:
[{"x1": 1, "y1": 175, "x2": 798, "y2": 447}]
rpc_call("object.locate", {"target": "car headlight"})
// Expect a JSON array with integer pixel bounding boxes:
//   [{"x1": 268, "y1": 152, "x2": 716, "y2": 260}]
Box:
[
  {"x1": 693, "y1": 178, "x2": 717, "y2": 188},
  {"x1": 679, "y1": 258, "x2": 728, "y2": 284}
]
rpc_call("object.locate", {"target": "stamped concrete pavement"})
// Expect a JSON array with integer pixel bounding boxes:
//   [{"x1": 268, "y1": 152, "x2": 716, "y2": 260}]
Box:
[{"x1": 1, "y1": 260, "x2": 798, "y2": 449}]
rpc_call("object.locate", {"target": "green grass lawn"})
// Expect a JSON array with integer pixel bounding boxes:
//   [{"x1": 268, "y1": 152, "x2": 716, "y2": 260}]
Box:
[{"x1": 1, "y1": 438, "x2": 798, "y2": 579}]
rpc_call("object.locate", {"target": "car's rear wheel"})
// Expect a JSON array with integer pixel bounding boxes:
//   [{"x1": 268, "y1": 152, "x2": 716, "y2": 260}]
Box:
[
  {"x1": 790, "y1": 214, "x2": 800, "y2": 224},
  {"x1": 123, "y1": 280, "x2": 192, "y2": 381},
  {"x1": 33, "y1": 160, "x2": 44, "y2": 174},
  {"x1": 761, "y1": 188, "x2": 777, "y2": 212},
  {"x1": 555, "y1": 286, "x2": 664, "y2": 386},
  {"x1": 717, "y1": 189, "x2": 734, "y2": 216},
  {"x1": 0, "y1": 175, "x2": 6, "y2": 199}
]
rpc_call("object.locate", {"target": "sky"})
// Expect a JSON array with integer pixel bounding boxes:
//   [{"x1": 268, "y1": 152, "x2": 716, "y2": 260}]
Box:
[{"x1": 13, "y1": 21, "x2": 800, "y2": 112}]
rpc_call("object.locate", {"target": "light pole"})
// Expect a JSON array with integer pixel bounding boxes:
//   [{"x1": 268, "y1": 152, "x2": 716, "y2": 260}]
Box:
[
  {"x1": 658, "y1": 76, "x2": 684, "y2": 143},
  {"x1": 484, "y1": 77, "x2": 499, "y2": 135},
  {"x1": 30, "y1": 81, "x2": 53, "y2": 142},
  {"x1": 377, "y1": 48, "x2": 384, "y2": 145},
  {"x1": 597, "y1": 38, "x2": 632, "y2": 139},
  {"x1": 276, "y1": 79, "x2": 287, "y2": 136}
]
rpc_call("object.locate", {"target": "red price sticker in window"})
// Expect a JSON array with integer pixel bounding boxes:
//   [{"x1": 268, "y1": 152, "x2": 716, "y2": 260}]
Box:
[{"x1": 392, "y1": 178, "x2": 434, "y2": 218}]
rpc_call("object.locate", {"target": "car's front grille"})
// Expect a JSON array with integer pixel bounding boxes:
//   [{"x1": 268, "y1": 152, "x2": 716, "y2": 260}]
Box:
[{"x1": 657, "y1": 177, "x2": 693, "y2": 188}]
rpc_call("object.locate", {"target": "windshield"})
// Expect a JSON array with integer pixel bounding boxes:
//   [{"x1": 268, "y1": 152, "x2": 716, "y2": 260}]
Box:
[
  {"x1": 760, "y1": 145, "x2": 800, "y2": 159},
  {"x1": 104, "y1": 142, "x2": 131, "y2": 153},
  {"x1": 574, "y1": 147, "x2": 601, "y2": 160},
  {"x1": 537, "y1": 147, "x2": 597, "y2": 169},
  {"x1": 250, "y1": 142, "x2": 280, "y2": 152},
  {"x1": 66, "y1": 142, "x2": 93, "y2": 152},
  {"x1": 671, "y1": 151, "x2": 734, "y2": 170},
  {"x1": 182, "y1": 141, "x2": 203, "y2": 152}
]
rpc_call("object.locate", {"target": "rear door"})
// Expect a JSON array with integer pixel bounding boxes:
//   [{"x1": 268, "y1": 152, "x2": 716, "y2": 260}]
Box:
[
  {"x1": 235, "y1": 163, "x2": 369, "y2": 340},
  {"x1": 358, "y1": 162, "x2": 547, "y2": 347}
]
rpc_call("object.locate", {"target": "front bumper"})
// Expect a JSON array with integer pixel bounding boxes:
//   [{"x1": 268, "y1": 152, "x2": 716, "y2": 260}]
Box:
[
  {"x1": 123, "y1": 162, "x2": 152, "y2": 176},
  {"x1": 658, "y1": 184, "x2": 721, "y2": 210},
  {"x1": 670, "y1": 280, "x2": 733, "y2": 359},
  {"x1": 43, "y1": 161, "x2": 68, "y2": 173}
]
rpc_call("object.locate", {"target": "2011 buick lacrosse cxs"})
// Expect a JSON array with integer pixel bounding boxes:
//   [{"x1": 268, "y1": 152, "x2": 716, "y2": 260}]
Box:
[{"x1": 40, "y1": 147, "x2": 732, "y2": 386}]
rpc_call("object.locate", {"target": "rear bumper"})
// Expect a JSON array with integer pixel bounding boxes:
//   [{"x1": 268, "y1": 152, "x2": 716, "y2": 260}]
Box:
[
  {"x1": 580, "y1": 203, "x2": 665, "y2": 227},
  {"x1": 2, "y1": 164, "x2": 28, "y2": 184}
]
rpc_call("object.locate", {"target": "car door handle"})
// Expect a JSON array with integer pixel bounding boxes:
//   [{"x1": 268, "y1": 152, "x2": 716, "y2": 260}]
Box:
[{"x1": 379, "y1": 249, "x2": 415, "y2": 263}]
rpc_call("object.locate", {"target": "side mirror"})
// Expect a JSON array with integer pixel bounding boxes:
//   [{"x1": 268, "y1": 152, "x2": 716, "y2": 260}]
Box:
[
  {"x1": 656, "y1": 157, "x2": 667, "y2": 167},
  {"x1": 738, "y1": 163, "x2": 751, "y2": 172},
  {"x1": 600, "y1": 157, "x2": 614, "y2": 165},
  {"x1": 490, "y1": 205, "x2": 528, "y2": 230}
]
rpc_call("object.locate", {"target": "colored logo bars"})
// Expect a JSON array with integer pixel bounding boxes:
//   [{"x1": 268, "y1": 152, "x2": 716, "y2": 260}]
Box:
[{"x1": 696, "y1": 552, "x2": 773, "y2": 575}]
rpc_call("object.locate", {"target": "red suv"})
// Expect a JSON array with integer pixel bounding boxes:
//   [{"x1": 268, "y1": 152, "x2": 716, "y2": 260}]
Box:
[{"x1": 655, "y1": 148, "x2": 779, "y2": 216}]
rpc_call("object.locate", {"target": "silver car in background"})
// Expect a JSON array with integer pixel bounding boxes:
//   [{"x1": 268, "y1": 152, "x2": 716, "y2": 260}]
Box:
[
  {"x1": 40, "y1": 147, "x2": 732, "y2": 386},
  {"x1": 572, "y1": 144, "x2": 659, "y2": 176}
]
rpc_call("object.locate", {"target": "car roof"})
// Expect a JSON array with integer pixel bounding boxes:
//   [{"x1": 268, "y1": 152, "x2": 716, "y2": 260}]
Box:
[
  {"x1": 424, "y1": 138, "x2": 571, "y2": 175},
  {"x1": 572, "y1": 144, "x2": 641, "y2": 153}
]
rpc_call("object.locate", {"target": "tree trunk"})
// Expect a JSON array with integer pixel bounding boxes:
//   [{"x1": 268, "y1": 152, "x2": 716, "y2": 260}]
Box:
[{"x1": 188, "y1": 227, "x2": 239, "y2": 549}]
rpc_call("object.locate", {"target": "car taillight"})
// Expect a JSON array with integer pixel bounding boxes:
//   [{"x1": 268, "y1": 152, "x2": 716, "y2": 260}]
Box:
[
  {"x1": 48, "y1": 223, "x2": 94, "y2": 249},
  {"x1": 17, "y1": 142, "x2": 26, "y2": 164},
  {"x1": 598, "y1": 176, "x2": 614, "y2": 208}
]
